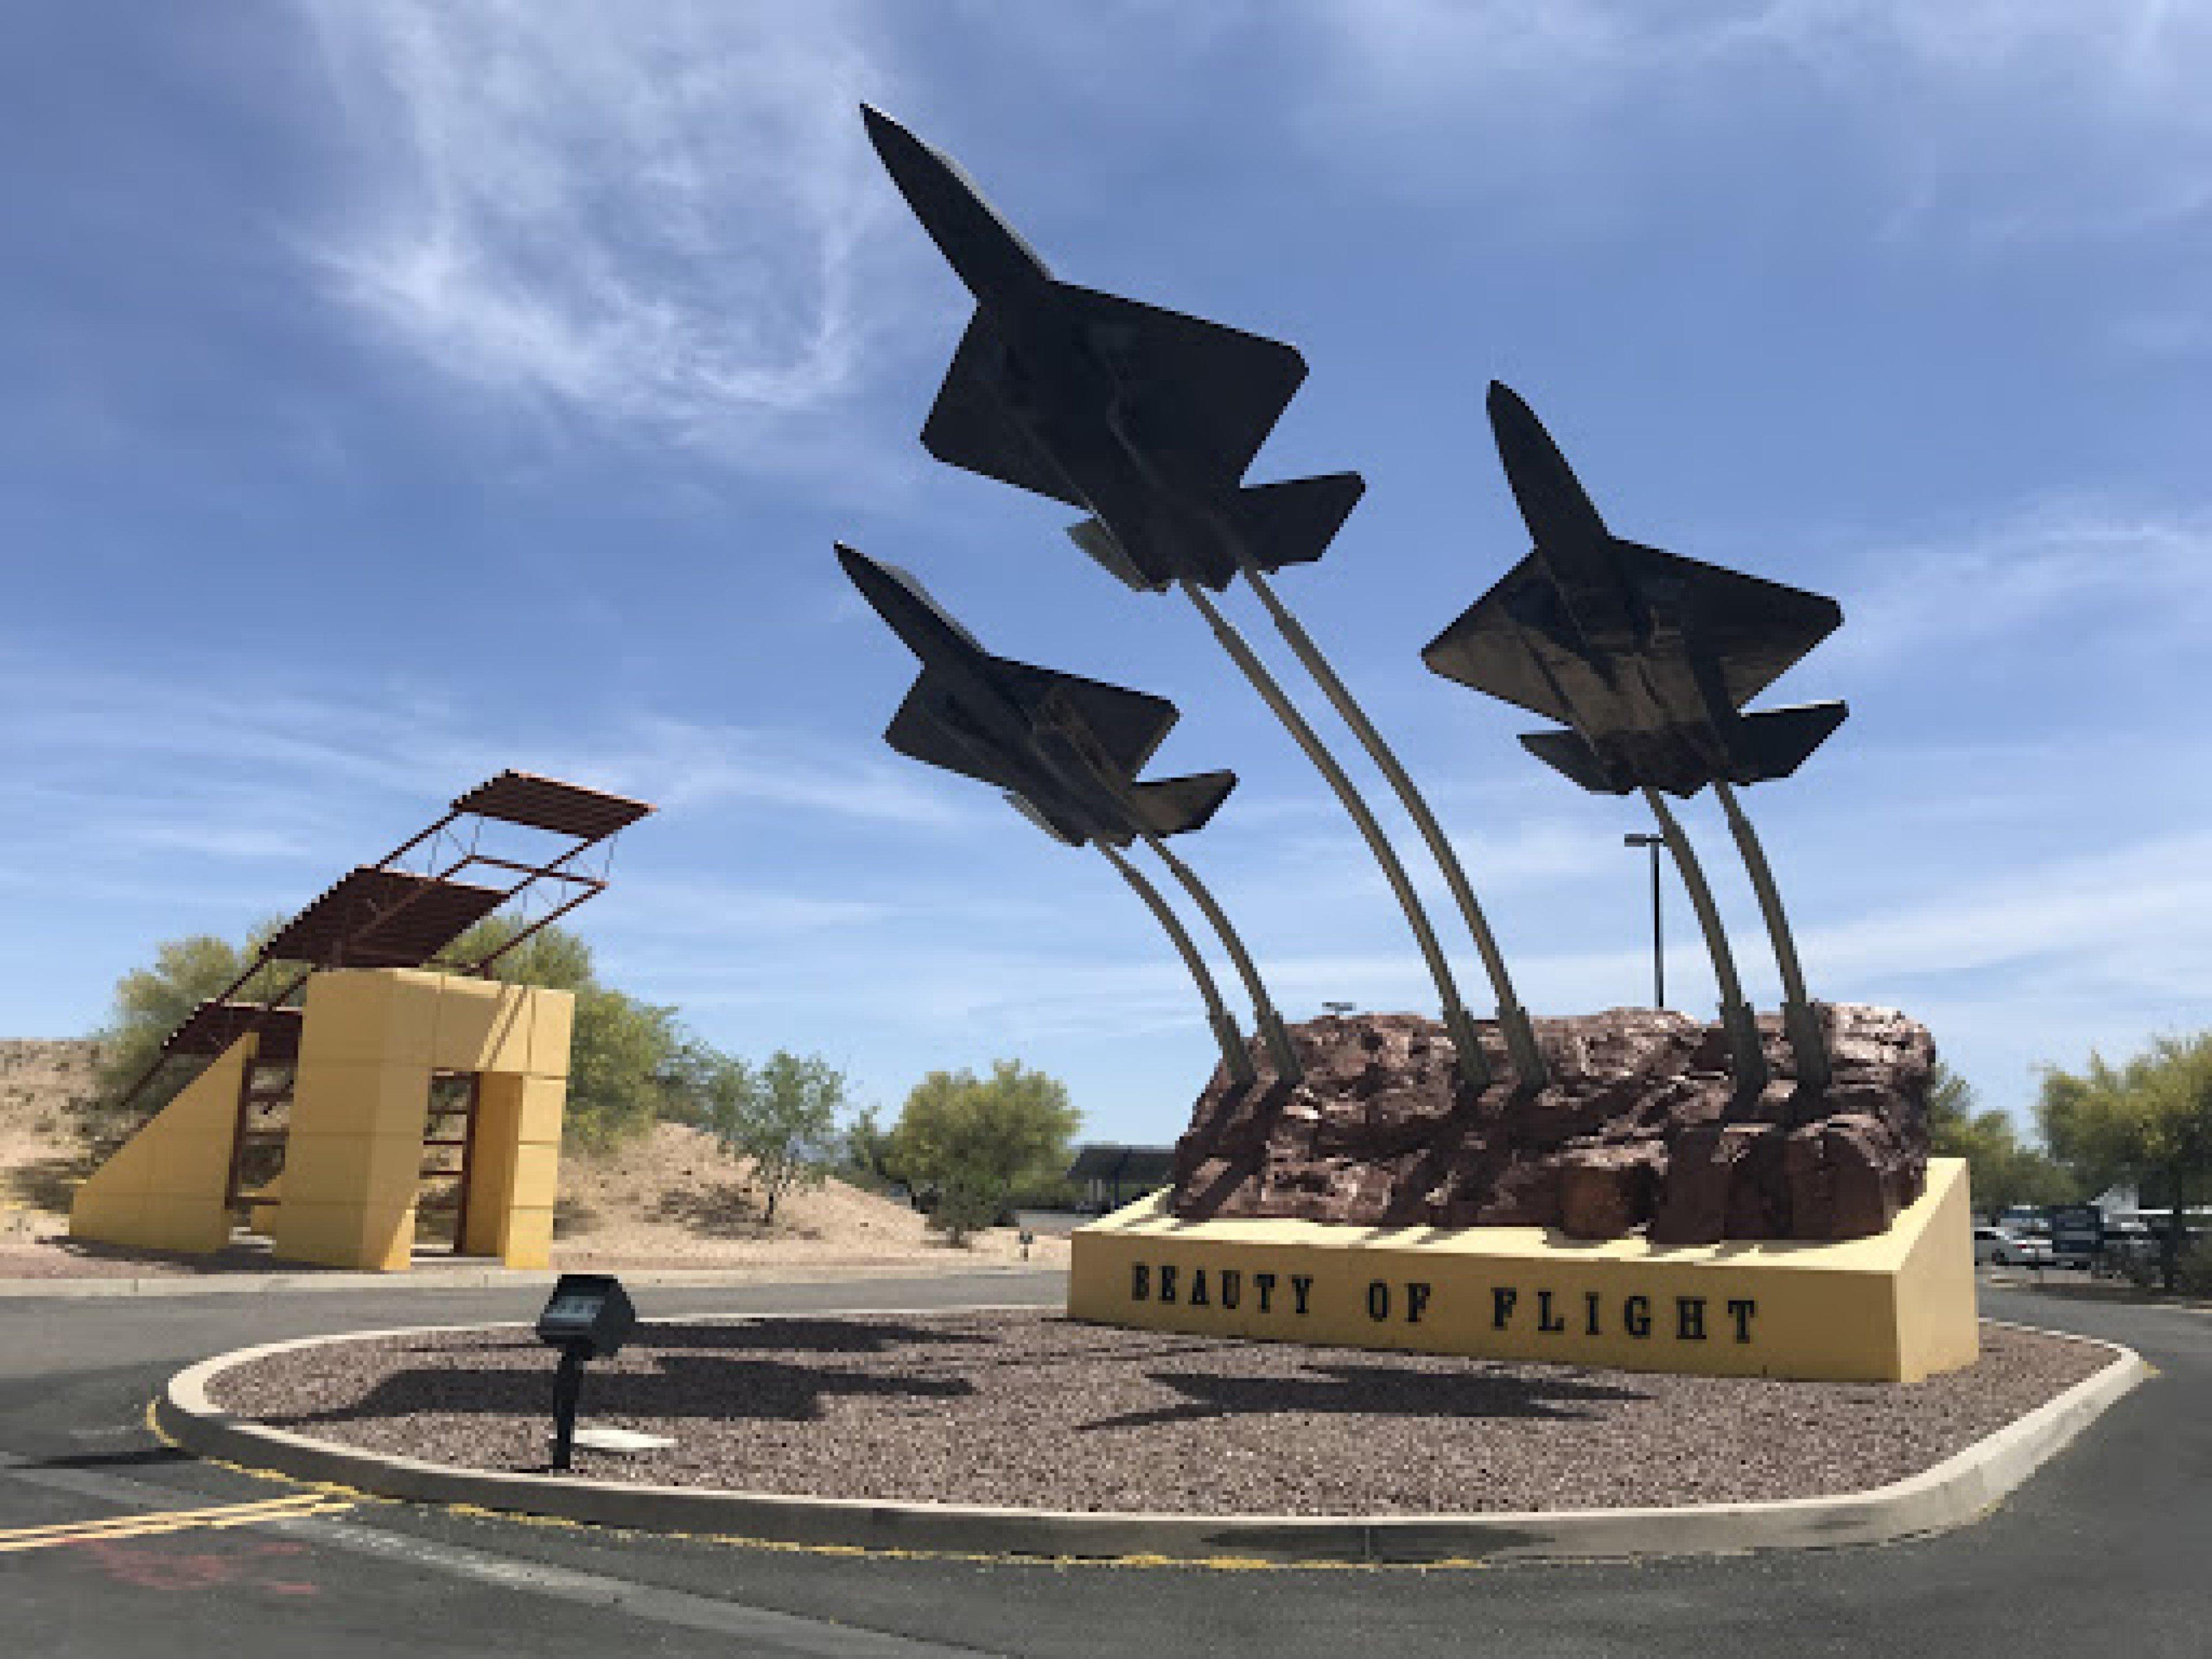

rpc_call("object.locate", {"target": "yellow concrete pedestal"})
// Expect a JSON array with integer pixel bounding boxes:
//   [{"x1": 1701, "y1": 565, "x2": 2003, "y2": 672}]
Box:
[
  {"x1": 1069, "y1": 1157, "x2": 1978, "y2": 1382},
  {"x1": 271, "y1": 969, "x2": 571, "y2": 1272}
]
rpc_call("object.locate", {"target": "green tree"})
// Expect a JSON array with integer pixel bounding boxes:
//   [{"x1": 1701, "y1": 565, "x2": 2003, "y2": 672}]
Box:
[
  {"x1": 1925, "y1": 1059, "x2": 2078, "y2": 1217},
  {"x1": 893, "y1": 1061, "x2": 1080, "y2": 1247},
  {"x1": 694, "y1": 1050, "x2": 845, "y2": 1224},
  {"x1": 85, "y1": 923, "x2": 290, "y2": 1145},
  {"x1": 2039, "y1": 1035, "x2": 2212, "y2": 1291},
  {"x1": 839, "y1": 1103, "x2": 910, "y2": 1199},
  {"x1": 88, "y1": 918, "x2": 685, "y2": 1153}
]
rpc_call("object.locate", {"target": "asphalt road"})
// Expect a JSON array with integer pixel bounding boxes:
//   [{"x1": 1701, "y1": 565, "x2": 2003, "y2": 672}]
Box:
[{"x1": 1, "y1": 1270, "x2": 2202, "y2": 1658}]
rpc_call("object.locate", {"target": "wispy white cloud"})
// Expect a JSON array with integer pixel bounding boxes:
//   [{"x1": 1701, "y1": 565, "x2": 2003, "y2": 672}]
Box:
[
  {"x1": 1293, "y1": 0, "x2": 2212, "y2": 241},
  {"x1": 548, "y1": 714, "x2": 967, "y2": 830},
  {"x1": 1829, "y1": 505, "x2": 2212, "y2": 668},
  {"x1": 300, "y1": 1, "x2": 913, "y2": 464},
  {"x1": 0, "y1": 654, "x2": 969, "y2": 902}
]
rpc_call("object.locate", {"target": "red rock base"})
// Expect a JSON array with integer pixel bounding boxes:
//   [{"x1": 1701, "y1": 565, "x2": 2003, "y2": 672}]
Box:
[{"x1": 1169, "y1": 1005, "x2": 1931, "y2": 1244}]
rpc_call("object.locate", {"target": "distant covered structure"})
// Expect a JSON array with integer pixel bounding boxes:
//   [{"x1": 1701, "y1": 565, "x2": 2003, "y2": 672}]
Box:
[
  {"x1": 70, "y1": 772, "x2": 653, "y2": 1271},
  {"x1": 1067, "y1": 1144, "x2": 1176, "y2": 1214}
]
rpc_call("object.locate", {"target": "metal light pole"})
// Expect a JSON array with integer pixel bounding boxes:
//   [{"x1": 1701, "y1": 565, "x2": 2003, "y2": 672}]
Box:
[{"x1": 1624, "y1": 832, "x2": 1664, "y2": 1009}]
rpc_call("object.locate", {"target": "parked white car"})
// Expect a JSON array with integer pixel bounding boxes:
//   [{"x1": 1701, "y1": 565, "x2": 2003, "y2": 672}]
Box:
[{"x1": 1974, "y1": 1224, "x2": 2054, "y2": 1267}]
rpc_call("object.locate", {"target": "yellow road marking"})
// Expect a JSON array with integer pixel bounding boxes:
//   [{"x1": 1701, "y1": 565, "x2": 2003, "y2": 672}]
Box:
[{"x1": 0, "y1": 1493, "x2": 350, "y2": 1553}]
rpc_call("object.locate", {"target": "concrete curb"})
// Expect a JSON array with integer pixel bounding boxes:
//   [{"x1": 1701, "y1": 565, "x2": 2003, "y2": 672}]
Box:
[
  {"x1": 156, "y1": 1315, "x2": 2147, "y2": 1566},
  {"x1": 0, "y1": 1262, "x2": 1062, "y2": 1300}
]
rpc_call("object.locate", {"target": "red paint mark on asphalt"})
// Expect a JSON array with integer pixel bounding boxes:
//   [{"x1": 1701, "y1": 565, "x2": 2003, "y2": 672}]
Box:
[
  {"x1": 73, "y1": 1537, "x2": 323, "y2": 1597},
  {"x1": 79, "y1": 1540, "x2": 241, "y2": 1590}
]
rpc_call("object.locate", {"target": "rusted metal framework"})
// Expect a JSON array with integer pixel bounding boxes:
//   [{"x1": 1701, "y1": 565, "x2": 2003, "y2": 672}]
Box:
[{"x1": 112, "y1": 770, "x2": 656, "y2": 1206}]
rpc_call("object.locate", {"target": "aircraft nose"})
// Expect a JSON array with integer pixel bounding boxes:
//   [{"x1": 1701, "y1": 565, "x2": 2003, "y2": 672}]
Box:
[
  {"x1": 858, "y1": 103, "x2": 912, "y2": 160},
  {"x1": 835, "y1": 541, "x2": 882, "y2": 588}
]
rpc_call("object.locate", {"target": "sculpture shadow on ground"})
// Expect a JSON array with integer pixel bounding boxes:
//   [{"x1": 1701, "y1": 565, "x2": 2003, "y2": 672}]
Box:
[
  {"x1": 627, "y1": 1317, "x2": 993, "y2": 1355},
  {"x1": 1080, "y1": 1361, "x2": 1649, "y2": 1433},
  {"x1": 252, "y1": 1350, "x2": 976, "y2": 1431}
]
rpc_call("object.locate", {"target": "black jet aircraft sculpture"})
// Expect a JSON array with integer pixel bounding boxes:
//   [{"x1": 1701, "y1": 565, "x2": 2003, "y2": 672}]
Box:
[
  {"x1": 862, "y1": 103, "x2": 1543, "y2": 1091},
  {"x1": 1423, "y1": 382, "x2": 1846, "y2": 1093},
  {"x1": 838, "y1": 543, "x2": 1301, "y2": 1086}
]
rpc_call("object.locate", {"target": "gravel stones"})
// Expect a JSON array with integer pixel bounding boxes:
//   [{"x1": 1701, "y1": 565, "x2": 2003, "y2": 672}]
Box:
[
  {"x1": 208, "y1": 1310, "x2": 2109, "y2": 1518},
  {"x1": 1170, "y1": 1005, "x2": 1934, "y2": 1243}
]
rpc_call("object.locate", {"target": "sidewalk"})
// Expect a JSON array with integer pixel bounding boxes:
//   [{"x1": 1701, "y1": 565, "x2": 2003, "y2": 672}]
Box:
[{"x1": 0, "y1": 1255, "x2": 1063, "y2": 1300}]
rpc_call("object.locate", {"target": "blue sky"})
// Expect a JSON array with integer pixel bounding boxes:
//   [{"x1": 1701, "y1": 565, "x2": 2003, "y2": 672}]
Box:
[{"x1": 6, "y1": 3, "x2": 2211, "y2": 1145}]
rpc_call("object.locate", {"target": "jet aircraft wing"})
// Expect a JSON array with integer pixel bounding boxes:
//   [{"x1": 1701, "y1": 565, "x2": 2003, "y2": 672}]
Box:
[
  {"x1": 1610, "y1": 540, "x2": 1842, "y2": 709},
  {"x1": 921, "y1": 313, "x2": 1089, "y2": 506},
  {"x1": 1421, "y1": 555, "x2": 1582, "y2": 724},
  {"x1": 883, "y1": 680, "x2": 1014, "y2": 790},
  {"x1": 992, "y1": 657, "x2": 1180, "y2": 776},
  {"x1": 1053, "y1": 283, "x2": 1308, "y2": 481},
  {"x1": 1425, "y1": 541, "x2": 1843, "y2": 721},
  {"x1": 923, "y1": 285, "x2": 1308, "y2": 497}
]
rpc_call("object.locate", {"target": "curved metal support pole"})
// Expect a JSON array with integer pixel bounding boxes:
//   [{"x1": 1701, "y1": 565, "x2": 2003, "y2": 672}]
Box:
[
  {"x1": 1096, "y1": 842, "x2": 1256, "y2": 1088},
  {"x1": 1179, "y1": 579, "x2": 1493, "y2": 1090},
  {"x1": 1711, "y1": 781, "x2": 1830, "y2": 1092},
  {"x1": 1138, "y1": 830, "x2": 1304, "y2": 1084},
  {"x1": 1240, "y1": 560, "x2": 1547, "y2": 1090},
  {"x1": 1641, "y1": 789, "x2": 1768, "y2": 1097}
]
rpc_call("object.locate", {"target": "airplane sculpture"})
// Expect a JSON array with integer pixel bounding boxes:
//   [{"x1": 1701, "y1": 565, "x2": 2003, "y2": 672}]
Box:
[
  {"x1": 838, "y1": 543, "x2": 1301, "y2": 1085},
  {"x1": 1424, "y1": 383, "x2": 1844, "y2": 1093},
  {"x1": 862, "y1": 104, "x2": 1545, "y2": 1090},
  {"x1": 861, "y1": 105, "x2": 1361, "y2": 594},
  {"x1": 1424, "y1": 382, "x2": 1849, "y2": 800}
]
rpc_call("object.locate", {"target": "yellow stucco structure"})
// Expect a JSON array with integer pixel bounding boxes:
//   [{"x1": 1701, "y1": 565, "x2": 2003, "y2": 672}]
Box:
[
  {"x1": 64, "y1": 1037, "x2": 255, "y2": 1256},
  {"x1": 71, "y1": 968, "x2": 574, "y2": 1272},
  {"x1": 1069, "y1": 1157, "x2": 1978, "y2": 1382}
]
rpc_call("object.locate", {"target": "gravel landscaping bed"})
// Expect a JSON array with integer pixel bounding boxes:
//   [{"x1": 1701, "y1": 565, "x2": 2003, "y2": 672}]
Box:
[{"x1": 208, "y1": 1310, "x2": 2113, "y2": 1516}]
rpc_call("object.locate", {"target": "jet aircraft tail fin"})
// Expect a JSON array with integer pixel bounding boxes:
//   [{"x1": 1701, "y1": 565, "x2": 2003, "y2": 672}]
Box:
[
  {"x1": 1517, "y1": 728, "x2": 1630, "y2": 796},
  {"x1": 1233, "y1": 473, "x2": 1365, "y2": 577},
  {"x1": 1005, "y1": 791, "x2": 1084, "y2": 847},
  {"x1": 1067, "y1": 517, "x2": 1160, "y2": 592},
  {"x1": 1127, "y1": 770, "x2": 1238, "y2": 838},
  {"x1": 1737, "y1": 701, "x2": 1849, "y2": 782}
]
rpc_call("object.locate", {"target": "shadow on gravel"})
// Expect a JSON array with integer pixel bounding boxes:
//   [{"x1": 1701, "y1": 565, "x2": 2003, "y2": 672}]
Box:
[
  {"x1": 255, "y1": 1353, "x2": 976, "y2": 1430},
  {"x1": 1081, "y1": 1363, "x2": 1648, "y2": 1432},
  {"x1": 628, "y1": 1318, "x2": 995, "y2": 1355}
]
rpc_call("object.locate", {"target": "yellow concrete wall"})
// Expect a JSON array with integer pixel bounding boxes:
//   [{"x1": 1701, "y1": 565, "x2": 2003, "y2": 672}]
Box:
[
  {"x1": 1068, "y1": 1158, "x2": 1979, "y2": 1384},
  {"x1": 69, "y1": 1037, "x2": 253, "y2": 1255},
  {"x1": 69, "y1": 968, "x2": 575, "y2": 1272},
  {"x1": 270, "y1": 969, "x2": 573, "y2": 1272},
  {"x1": 459, "y1": 1073, "x2": 565, "y2": 1268}
]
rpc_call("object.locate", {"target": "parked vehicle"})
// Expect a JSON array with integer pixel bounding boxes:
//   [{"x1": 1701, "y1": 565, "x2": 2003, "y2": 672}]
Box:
[{"x1": 1974, "y1": 1224, "x2": 2053, "y2": 1267}]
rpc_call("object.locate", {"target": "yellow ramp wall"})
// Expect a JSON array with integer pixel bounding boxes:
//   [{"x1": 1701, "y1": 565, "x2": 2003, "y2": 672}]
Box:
[
  {"x1": 270, "y1": 968, "x2": 573, "y2": 1272},
  {"x1": 69, "y1": 1037, "x2": 252, "y2": 1255},
  {"x1": 1069, "y1": 1158, "x2": 1979, "y2": 1384}
]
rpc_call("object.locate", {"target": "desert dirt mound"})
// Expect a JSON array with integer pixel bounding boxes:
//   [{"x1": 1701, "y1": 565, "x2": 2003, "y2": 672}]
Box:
[
  {"x1": 0, "y1": 1040, "x2": 100, "y2": 1242},
  {"x1": 0, "y1": 1050, "x2": 1066, "y2": 1274},
  {"x1": 548, "y1": 1122, "x2": 1067, "y2": 1271}
]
